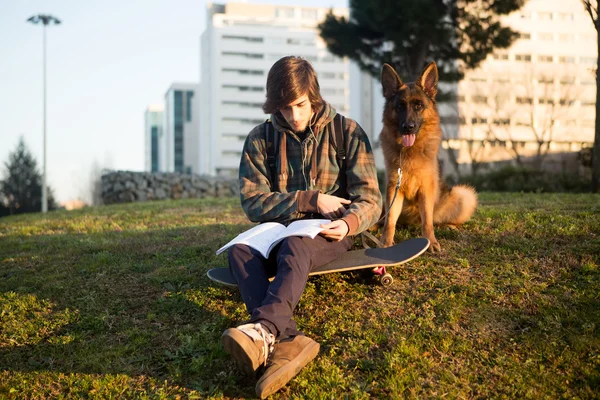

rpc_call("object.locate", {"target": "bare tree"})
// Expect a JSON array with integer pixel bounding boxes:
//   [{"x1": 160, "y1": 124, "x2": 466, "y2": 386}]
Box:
[
  {"x1": 581, "y1": 0, "x2": 600, "y2": 192},
  {"x1": 439, "y1": 68, "x2": 583, "y2": 175},
  {"x1": 519, "y1": 72, "x2": 573, "y2": 170}
]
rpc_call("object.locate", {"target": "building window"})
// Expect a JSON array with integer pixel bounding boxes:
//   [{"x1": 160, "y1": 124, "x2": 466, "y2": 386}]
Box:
[
  {"x1": 518, "y1": 32, "x2": 531, "y2": 40},
  {"x1": 222, "y1": 101, "x2": 263, "y2": 108},
  {"x1": 560, "y1": 77, "x2": 575, "y2": 85},
  {"x1": 222, "y1": 117, "x2": 265, "y2": 125},
  {"x1": 321, "y1": 88, "x2": 346, "y2": 96},
  {"x1": 538, "y1": 12, "x2": 553, "y2": 20},
  {"x1": 151, "y1": 126, "x2": 159, "y2": 172},
  {"x1": 472, "y1": 95, "x2": 488, "y2": 103},
  {"x1": 321, "y1": 72, "x2": 345, "y2": 79},
  {"x1": 515, "y1": 54, "x2": 531, "y2": 62},
  {"x1": 302, "y1": 9, "x2": 317, "y2": 19},
  {"x1": 581, "y1": 80, "x2": 595, "y2": 86},
  {"x1": 174, "y1": 91, "x2": 184, "y2": 173},
  {"x1": 557, "y1": 12, "x2": 574, "y2": 21},
  {"x1": 493, "y1": 53, "x2": 509, "y2": 60},
  {"x1": 559, "y1": 99, "x2": 576, "y2": 106},
  {"x1": 581, "y1": 57, "x2": 598, "y2": 65},
  {"x1": 222, "y1": 51, "x2": 264, "y2": 59},
  {"x1": 222, "y1": 68, "x2": 264, "y2": 76},
  {"x1": 471, "y1": 117, "x2": 488, "y2": 124},
  {"x1": 538, "y1": 55, "x2": 553, "y2": 63},
  {"x1": 559, "y1": 56, "x2": 575, "y2": 64},
  {"x1": 538, "y1": 77, "x2": 554, "y2": 84},
  {"x1": 493, "y1": 119, "x2": 511, "y2": 126},
  {"x1": 222, "y1": 84, "x2": 264, "y2": 92},
  {"x1": 558, "y1": 33, "x2": 574, "y2": 42},
  {"x1": 222, "y1": 35, "x2": 263, "y2": 43},
  {"x1": 516, "y1": 97, "x2": 533, "y2": 104},
  {"x1": 538, "y1": 98, "x2": 554, "y2": 105},
  {"x1": 186, "y1": 91, "x2": 193, "y2": 122},
  {"x1": 223, "y1": 133, "x2": 247, "y2": 142},
  {"x1": 275, "y1": 7, "x2": 295, "y2": 18},
  {"x1": 223, "y1": 151, "x2": 243, "y2": 158}
]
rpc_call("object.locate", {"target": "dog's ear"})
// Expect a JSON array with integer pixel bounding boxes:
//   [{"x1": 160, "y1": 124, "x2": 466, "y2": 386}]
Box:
[
  {"x1": 381, "y1": 64, "x2": 403, "y2": 99},
  {"x1": 417, "y1": 61, "x2": 438, "y2": 100}
]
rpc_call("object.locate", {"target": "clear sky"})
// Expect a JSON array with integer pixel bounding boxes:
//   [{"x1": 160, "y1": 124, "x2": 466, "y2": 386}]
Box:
[{"x1": 0, "y1": 0, "x2": 348, "y2": 204}]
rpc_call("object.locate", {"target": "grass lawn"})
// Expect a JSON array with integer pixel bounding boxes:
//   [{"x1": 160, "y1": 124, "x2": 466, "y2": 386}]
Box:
[{"x1": 0, "y1": 193, "x2": 599, "y2": 399}]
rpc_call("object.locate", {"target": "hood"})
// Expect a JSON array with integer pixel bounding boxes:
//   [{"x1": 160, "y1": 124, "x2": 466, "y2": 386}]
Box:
[{"x1": 271, "y1": 102, "x2": 336, "y2": 139}]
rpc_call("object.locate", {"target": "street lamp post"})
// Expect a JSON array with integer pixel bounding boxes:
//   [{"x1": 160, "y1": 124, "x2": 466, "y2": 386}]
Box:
[{"x1": 27, "y1": 14, "x2": 61, "y2": 213}]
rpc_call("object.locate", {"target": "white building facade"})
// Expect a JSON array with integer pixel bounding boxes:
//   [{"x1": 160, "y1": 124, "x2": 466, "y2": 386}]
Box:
[
  {"x1": 161, "y1": 83, "x2": 201, "y2": 174},
  {"x1": 144, "y1": 104, "x2": 163, "y2": 173},
  {"x1": 443, "y1": 0, "x2": 597, "y2": 173},
  {"x1": 200, "y1": 2, "x2": 354, "y2": 177}
]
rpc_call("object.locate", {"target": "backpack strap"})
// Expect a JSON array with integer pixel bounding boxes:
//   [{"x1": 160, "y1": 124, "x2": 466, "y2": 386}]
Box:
[
  {"x1": 265, "y1": 119, "x2": 279, "y2": 183},
  {"x1": 332, "y1": 114, "x2": 346, "y2": 166}
]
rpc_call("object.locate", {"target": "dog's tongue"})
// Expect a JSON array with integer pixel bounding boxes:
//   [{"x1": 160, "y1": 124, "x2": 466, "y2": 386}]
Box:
[{"x1": 403, "y1": 134, "x2": 416, "y2": 147}]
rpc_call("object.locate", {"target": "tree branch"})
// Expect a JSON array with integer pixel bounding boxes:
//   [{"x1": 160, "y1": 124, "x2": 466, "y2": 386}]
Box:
[{"x1": 581, "y1": 0, "x2": 599, "y2": 29}]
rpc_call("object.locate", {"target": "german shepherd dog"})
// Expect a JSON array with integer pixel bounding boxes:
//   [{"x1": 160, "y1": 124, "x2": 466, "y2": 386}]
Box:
[{"x1": 379, "y1": 62, "x2": 478, "y2": 252}]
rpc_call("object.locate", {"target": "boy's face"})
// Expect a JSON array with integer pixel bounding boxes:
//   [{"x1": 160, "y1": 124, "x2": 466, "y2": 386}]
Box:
[{"x1": 279, "y1": 94, "x2": 312, "y2": 133}]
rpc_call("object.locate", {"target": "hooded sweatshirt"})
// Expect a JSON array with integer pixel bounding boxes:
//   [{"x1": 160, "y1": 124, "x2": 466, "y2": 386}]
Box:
[{"x1": 238, "y1": 102, "x2": 382, "y2": 236}]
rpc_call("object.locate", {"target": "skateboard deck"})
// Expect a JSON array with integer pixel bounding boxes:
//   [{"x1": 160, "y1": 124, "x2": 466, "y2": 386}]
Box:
[{"x1": 207, "y1": 237, "x2": 429, "y2": 288}]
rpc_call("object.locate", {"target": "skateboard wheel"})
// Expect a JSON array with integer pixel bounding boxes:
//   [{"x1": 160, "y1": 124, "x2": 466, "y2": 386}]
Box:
[{"x1": 381, "y1": 273, "x2": 393, "y2": 287}]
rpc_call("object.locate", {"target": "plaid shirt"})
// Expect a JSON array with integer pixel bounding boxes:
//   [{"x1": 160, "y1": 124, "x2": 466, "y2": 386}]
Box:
[{"x1": 238, "y1": 102, "x2": 382, "y2": 236}]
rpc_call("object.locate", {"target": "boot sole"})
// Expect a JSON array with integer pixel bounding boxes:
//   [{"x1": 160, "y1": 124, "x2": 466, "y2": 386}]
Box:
[
  {"x1": 256, "y1": 341, "x2": 320, "y2": 399},
  {"x1": 221, "y1": 329, "x2": 261, "y2": 376}
]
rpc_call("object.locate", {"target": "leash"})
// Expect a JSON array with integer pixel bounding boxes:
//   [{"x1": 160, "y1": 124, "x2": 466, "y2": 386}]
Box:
[{"x1": 360, "y1": 167, "x2": 402, "y2": 249}]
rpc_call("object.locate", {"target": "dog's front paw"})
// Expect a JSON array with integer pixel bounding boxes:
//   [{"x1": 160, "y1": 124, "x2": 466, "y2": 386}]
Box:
[
  {"x1": 382, "y1": 238, "x2": 395, "y2": 248},
  {"x1": 427, "y1": 238, "x2": 441, "y2": 253}
]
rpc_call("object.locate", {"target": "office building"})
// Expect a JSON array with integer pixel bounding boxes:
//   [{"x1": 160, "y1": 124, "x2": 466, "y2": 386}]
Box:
[{"x1": 161, "y1": 83, "x2": 201, "y2": 173}]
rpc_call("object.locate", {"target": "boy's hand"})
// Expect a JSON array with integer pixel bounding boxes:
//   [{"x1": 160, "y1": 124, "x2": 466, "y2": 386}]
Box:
[
  {"x1": 319, "y1": 220, "x2": 349, "y2": 241},
  {"x1": 317, "y1": 193, "x2": 351, "y2": 219}
]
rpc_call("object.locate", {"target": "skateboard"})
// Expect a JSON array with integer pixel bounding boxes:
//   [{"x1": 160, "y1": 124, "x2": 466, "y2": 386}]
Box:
[{"x1": 207, "y1": 237, "x2": 429, "y2": 288}]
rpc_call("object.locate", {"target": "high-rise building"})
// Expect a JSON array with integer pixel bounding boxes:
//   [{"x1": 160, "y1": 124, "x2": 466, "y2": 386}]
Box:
[
  {"x1": 144, "y1": 104, "x2": 163, "y2": 173},
  {"x1": 161, "y1": 83, "x2": 201, "y2": 174},
  {"x1": 440, "y1": 0, "x2": 597, "y2": 174},
  {"x1": 200, "y1": 2, "x2": 353, "y2": 176}
]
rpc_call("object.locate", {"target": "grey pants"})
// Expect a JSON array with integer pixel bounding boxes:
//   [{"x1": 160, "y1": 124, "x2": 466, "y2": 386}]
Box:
[{"x1": 228, "y1": 235, "x2": 352, "y2": 339}]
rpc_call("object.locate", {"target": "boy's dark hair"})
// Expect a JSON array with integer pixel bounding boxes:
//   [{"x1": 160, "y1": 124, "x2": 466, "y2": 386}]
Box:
[{"x1": 262, "y1": 56, "x2": 324, "y2": 114}]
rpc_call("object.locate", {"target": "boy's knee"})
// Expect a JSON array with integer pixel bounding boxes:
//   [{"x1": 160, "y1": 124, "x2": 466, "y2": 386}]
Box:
[
  {"x1": 228, "y1": 244, "x2": 254, "y2": 265},
  {"x1": 279, "y1": 236, "x2": 310, "y2": 257}
]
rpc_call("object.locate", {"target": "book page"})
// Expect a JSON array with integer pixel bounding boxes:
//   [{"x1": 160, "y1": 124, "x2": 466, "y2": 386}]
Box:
[
  {"x1": 266, "y1": 219, "x2": 331, "y2": 255},
  {"x1": 215, "y1": 222, "x2": 286, "y2": 258},
  {"x1": 282, "y1": 219, "x2": 331, "y2": 238}
]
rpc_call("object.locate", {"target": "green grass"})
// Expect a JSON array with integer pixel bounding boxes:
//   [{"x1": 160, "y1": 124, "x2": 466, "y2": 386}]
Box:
[{"x1": 0, "y1": 194, "x2": 598, "y2": 399}]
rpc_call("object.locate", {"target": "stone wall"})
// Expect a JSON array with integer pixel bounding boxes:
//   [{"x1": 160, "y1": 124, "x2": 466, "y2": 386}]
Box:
[{"x1": 101, "y1": 171, "x2": 239, "y2": 205}]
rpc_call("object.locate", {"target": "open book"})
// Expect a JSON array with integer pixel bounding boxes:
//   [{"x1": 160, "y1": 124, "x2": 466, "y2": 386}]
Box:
[{"x1": 216, "y1": 219, "x2": 330, "y2": 259}]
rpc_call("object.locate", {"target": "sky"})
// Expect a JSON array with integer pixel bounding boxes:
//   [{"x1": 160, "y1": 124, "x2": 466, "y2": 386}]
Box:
[{"x1": 0, "y1": 0, "x2": 348, "y2": 204}]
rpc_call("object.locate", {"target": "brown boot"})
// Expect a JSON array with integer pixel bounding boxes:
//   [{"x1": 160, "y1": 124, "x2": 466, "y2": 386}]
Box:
[
  {"x1": 255, "y1": 335, "x2": 320, "y2": 399},
  {"x1": 221, "y1": 323, "x2": 275, "y2": 376}
]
